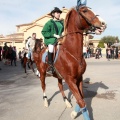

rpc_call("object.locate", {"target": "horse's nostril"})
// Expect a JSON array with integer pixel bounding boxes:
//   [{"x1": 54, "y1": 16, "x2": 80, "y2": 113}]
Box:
[{"x1": 101, "y1": 22, "x2": 105, "y2": 26}]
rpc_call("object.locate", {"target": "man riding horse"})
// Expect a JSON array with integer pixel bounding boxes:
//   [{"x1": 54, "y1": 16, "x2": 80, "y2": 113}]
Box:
[
  {"x1": 26, "y1": 33, "x2": 36, "y2": 61},
  {"x1": 41, "y1": 7, "x2": 64, "y2": 74},
  {"x1": 34, "y1": 0, "x2": 106, "y2": 119}
]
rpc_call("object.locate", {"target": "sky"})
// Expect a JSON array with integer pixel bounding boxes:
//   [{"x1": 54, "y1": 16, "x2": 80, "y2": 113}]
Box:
[{"x1": 0, "y1": 0, "x2": 120, "y2": 39}]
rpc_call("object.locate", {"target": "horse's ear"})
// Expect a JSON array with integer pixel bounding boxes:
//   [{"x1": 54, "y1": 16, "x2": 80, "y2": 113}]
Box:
[
  {"x1": 40, "y1": 38, "x2": 43, "y2": 42},
  {"x1": 64, "y1": 9, "x2": 73, "y2": 32}
]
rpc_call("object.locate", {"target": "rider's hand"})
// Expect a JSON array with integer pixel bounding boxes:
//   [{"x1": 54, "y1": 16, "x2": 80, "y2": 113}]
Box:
[{"x1": 53, "y1": 34, "x2": 60, "y2": 39}]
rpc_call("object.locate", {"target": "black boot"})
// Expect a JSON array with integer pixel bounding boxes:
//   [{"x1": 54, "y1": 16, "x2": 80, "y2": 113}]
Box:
[{"x1": 47, "y1": 52, "x2": 54, "y2": 75}]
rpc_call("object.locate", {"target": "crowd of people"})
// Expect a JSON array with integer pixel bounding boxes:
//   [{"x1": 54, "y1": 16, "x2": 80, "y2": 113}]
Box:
[
  {"x1": 82, "y1": 44, "x2": 120, "y2": 60},
  {"x1": 106, "y1": 46, "x2": 119, "y2": 60},
  {"x1": 83, "y1": 45, "x2": 102, "y2": 59},
  {"x1": 0, "y1": 43, "x2": 17, "y2": 66}
]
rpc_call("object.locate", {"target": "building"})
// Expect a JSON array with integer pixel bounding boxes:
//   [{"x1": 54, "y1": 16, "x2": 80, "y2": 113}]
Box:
[{"x1": 0, "y1": 8, "x2": 69, "y2": 52}]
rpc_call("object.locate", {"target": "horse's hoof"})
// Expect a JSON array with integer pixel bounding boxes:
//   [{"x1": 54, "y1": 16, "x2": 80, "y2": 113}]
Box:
[
  {"x1": 65, "y1": 99, "x2": 72, "y2": 108},
  {"x1": 44, "y1": 99, "x2": 48, "y2": 107},
  {"x1": 71, "y1": 111, "x2": 77, "y2": 119}
]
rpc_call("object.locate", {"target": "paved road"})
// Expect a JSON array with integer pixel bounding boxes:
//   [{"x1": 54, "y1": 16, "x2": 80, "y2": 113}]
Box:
[{"x1": 0, "y1": 57, "x2": 120, "y2": 120}]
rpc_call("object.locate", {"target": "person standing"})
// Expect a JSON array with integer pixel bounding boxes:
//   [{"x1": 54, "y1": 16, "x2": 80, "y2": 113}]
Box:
[
  {"x1": 107, "y1": 47, "x2": 111, "y2": 61},
  {"x1": 11, "y1": 48, "x2": 17, "y2": 66},
  {"x1": 115, "y1": 47, "x2": 118, "y2": 59},
  {"x1": 111, "y1": 47, "x2": 114, "y2": 59},
  {"x1": 83, "y1": 45, "x2": 87, "y2": 58},
  {"x1": 18, "y1": 50, "x2": 22, "y2": 59},
  {"x1": 0, "y1": 46, "x2": 2, "y2": 61},
  {"x1": 41, "y1": 7, "x2": 64, "y2": 74}
]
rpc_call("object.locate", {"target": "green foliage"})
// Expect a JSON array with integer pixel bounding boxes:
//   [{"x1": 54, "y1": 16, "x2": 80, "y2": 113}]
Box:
[
  {"x1": 100, "y1": 36, "x2": 120, "y2": 44},
  {"x1": 98, "y1": 41, "x2": 105, "y2": 48}
]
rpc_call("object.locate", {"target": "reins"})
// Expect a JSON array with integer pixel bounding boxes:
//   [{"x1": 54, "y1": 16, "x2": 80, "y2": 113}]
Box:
[{"x1": 57, "y1": 30, "x2": 83, "y2": 42}]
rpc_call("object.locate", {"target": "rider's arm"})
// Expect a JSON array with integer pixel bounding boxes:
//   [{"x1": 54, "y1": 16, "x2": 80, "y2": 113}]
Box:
[
  {"x1": 41, "y1": 21, "x2": 54, "y2": 38},
  {"x1": 26, "y1": 38, "x2": 30, "y2": 49}
]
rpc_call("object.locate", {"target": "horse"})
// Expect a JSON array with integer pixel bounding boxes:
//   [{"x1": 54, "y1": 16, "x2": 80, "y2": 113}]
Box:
[
  {"x1": 3, "y1": 46, "x2": 13, "y2": 65},
  {"x1": 21, "y1": 39, "x2": 43, "y2": 73},
  {"x1": 34, "y1": 6, "x2": 106, "y2": 119}
]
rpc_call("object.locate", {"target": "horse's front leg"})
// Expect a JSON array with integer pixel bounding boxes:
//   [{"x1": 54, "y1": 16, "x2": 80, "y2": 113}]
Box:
[
  {"x1": 23, "y1": 58, "x2": 27, "y2": 73},
  {"x1": 58, "y1": 79, "x2": 72, "y2": 108},
  {"x1": 66, "y1": 76, "x2": 90, "y2": 120},
  {"x1": 30, "y1": 61, "x2": 35, "y2": 73},
  {"x1": 76, "y1": 76, "x2": 84, "y2": 98},
  {"x1": 40, "y1": 72, "x2": 48, "y2": 107}
]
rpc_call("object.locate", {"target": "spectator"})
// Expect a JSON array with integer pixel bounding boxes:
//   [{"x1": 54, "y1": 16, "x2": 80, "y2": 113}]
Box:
[
  {"x1": 115, "y1": 47, "x2": 118, "y2": 59},
  {"x1": 86, "y1": 47, "x2": 90, "y2": 58},
  {"x1": 95, "y1": 47, "x2": 99, "y2": 59},
  {"x1": 83, "y1": 45, "x2": 87, "y2": 58},
  {"x1": 11, "y1": 48, "x2": 17, "y2": 66},
  {"x1": 111, "y1": 47, "x2": 114, "y2": 59},
  {"x1": 99, "y1": 47, "x2": 102, "y2": 58},
  {"x1": 107, "y1": 47, "x2": 111, "y2": 61},
  {"x1": 18, "y1": 50, "x2": 22, "y2": 59},
  {"x1": 0, "y1": 46, "x2": 2, "y2": 61}
]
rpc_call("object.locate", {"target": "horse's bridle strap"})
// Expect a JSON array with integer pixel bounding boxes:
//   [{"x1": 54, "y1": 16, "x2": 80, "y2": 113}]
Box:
[{"x1": 58, "y1": 31, "x2": 83, "y2": 41}]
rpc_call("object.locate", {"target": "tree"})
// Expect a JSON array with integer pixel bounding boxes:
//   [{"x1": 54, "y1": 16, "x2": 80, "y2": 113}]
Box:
[
  {"x1": 98, "y1": 41, "x2": 105, "y2": 48},
  {"x1": 100, "y1": 36, "x2": 120, "y2": 44}
]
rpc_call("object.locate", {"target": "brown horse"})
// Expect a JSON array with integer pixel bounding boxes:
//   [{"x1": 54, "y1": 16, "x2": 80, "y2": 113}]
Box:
[
  {"x1": 34, "y1": 6, "x2": 106, "y2": 119},
  {"x1": 21, "y1": 39, "x2": 43, "y2": 73}
]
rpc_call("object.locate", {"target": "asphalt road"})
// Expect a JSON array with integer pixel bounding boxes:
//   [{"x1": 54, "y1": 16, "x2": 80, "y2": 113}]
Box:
[{"x1": 0, "y1": 57, "x2": 120, "y2": 120}]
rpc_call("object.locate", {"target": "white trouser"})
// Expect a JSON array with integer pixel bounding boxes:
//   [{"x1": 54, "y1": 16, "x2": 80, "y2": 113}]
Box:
[
  {"x1": 27, "y1": 48, "x2": 33, "y2": 60},
  {"x1": 48, "y1": 44, "x2": 54, "y2": 53}
]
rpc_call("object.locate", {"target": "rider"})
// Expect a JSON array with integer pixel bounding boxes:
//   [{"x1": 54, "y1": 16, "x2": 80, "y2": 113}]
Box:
[
  {"x1": 41, "y1": 7, "x2": 64, "y2": 74},
  {"x1": 26, "y1": 33, "x2": 36, "y2": 61},
  {"x1": 3, "y1": 42, "x2": 8, "y2": 60}
]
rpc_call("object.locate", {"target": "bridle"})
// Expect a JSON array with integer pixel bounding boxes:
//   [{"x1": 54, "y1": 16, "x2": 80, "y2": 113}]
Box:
[
  {"x1": 76, "y1": 6, "x2": 100, "y2": 32},
  {"x1": 57, "y1": 6, "x2": 101, "y2": 41}
]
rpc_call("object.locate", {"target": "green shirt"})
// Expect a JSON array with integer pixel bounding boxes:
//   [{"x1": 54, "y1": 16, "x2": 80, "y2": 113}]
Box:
[{"x1": 41, "y1": 19, "x2": 64, "y2": 45}]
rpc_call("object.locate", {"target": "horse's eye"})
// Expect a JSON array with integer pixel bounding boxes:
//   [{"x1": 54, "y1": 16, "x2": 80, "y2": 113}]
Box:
[{"x1": 83, "y1": 10, "x2": 88, "y2": 13}]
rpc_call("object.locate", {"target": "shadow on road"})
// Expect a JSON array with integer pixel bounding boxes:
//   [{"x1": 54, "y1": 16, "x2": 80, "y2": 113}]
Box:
[
  {"x1": 78, "y1": 77, "x2": 110, "y2": 120},
  {"x1": 48, "y1": 81, "x2": 71, "y2": 105}
]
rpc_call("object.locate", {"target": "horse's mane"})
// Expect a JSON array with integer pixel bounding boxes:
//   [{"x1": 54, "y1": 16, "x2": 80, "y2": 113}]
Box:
[
  {"x1": 64, "y1": 8, "x2": 74, "y2": 33},
  {"x1": 34, "y1": 38, "x2": 43, "y2": 52}
]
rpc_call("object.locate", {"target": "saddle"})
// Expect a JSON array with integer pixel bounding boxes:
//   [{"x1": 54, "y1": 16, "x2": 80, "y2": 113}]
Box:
[
  {"x1": 42, "y1": 44, "x2": 63, "y2": 79},
  {"x1": 42, "y1": 44, "x2": 60, "y2": 64}
]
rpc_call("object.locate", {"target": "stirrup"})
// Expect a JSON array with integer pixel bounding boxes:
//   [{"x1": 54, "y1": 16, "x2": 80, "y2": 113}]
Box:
[{"x1": 46, "y1": 65, "x2": 54, "y2": 75}]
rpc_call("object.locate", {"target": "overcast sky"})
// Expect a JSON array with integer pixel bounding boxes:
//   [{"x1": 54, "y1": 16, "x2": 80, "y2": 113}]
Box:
[{"x1": 0, "y1": 0, "x2": 120, "y2": 39}]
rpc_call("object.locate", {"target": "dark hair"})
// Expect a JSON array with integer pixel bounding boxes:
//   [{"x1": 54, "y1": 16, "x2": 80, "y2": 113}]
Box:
[
  {"x1": 50, "y1": 7, "x2": 62, "y2": 17},
  {"x1": 32, "y1": 33, "x2": 36, "y2": 36}
]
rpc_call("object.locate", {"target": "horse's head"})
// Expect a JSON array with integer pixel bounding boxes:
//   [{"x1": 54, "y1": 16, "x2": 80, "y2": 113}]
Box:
[
  {"x1": 76, "y1": 6, "x2": 106, "y2": 35},
  {"x1": 34, "y1": 38, "x2": 43, "y2": 53}
]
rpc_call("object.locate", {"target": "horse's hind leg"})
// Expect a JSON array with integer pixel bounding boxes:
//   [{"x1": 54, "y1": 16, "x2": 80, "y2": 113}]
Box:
[{"x1": 58, "y1": 79, "x2": 72, "y2": 108}]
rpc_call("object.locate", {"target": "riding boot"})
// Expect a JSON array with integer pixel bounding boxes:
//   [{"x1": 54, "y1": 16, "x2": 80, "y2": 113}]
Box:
[{"x1": 47, "y1": 52, "x2": 54, "y2": 74}]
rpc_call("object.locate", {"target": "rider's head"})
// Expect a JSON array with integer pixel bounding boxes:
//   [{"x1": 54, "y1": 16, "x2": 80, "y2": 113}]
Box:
[
  {"x1": 50, "y1": 7, "x2": 62, "y2": 20},
  {"x1": 32, "y1": 33, "x2": 36, "y2": 40}
]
